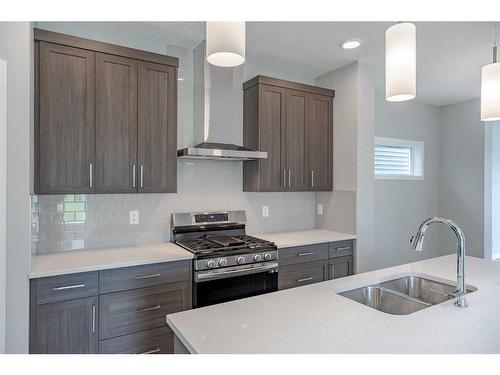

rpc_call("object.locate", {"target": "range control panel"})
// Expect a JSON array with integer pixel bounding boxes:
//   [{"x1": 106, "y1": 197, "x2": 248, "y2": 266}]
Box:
[{"x1": 194, "y1": 213, "x2": 228, "y2": 223}]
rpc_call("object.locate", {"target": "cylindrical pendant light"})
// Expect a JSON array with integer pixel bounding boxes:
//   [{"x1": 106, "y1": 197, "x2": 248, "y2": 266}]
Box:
[
  {"x1": 385, "y1": 22, "x2": 416, "y2": 102},
  {"x1": 206, "y1": 22, "x2": 245, "y2": 67},
  {"x1": 481, "y1": 25, "x2": 500, "y2": 122}
]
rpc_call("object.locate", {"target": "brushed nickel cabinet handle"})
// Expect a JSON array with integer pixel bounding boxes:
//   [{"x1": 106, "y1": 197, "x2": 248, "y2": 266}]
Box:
[
  {"x1": 140, "y1": 165, "x2": 144, "y2": 188},
  {"x1": 297, "y1": 277, "x2": 313, "y2": 283},
  {"x1": 52, "y1": 284, "x2": 86, "y2": 291},
  {"x1": 311, "y1": 170, "x2": 314, "y2": 188},
  {"x1": 297, "y1": 252, "x2": 314, "y2": 257},
  {"x1": 135, "y1": 273, "x2": 161, "y2": 280},
  {"x1": 288, "y1": 169, "x2": 291, "y2": 187},
  {"x1": 329, "y1": 263, "x2": 334, "y2": 279},
  {"x1": 89, "y1": 163, "x2": 93, "y2": 188},
  {"x1": 283, "y1": 169, "x2": 286, "y2": 187},
  {"x1": 137, "y1": 305, "x2": 161, "y2": 313},
  {"x1": 138, "y1": 347, "x2": 160, "y2": 354},
  {"x1": 336, "y1": 246, "x2": 351, "y2": 251},
  {"x1": 132, "y1": 164, "x2": 136, "y2": 188},
  {"x1": 92, "y1": 304, "x2": 96, "y2": 333}
]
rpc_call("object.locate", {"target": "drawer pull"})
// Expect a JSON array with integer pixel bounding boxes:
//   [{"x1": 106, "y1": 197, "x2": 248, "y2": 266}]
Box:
[
  {"x1": 137, "y1": 305, "x2": 161, "y2": 313},
  {"x1": 335, "y1": 246, "x2": 351, "y2": 251},
  {"x1": 138, "y1": 347, "x2": 160, "y2": 354},
  {"x1": 297, "y1": 252, "x2": 314, "y2": 257},
  {"x1": 297, "y1": 277, "x2": 313, "y2": 283},
  {"x1": 135, "y1": 273, "x2": 161, "y2": 280},
  {"x1": 92, "y1": 304, "x2": 96, "y2": 333},
  {"x1": 52, "y1": 284, "x2": 86, "y2": 291}
]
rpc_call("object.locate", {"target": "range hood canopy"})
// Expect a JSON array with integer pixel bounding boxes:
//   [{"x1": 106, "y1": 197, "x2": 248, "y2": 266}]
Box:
[
  {"x1": 177, "y1": 142, "x2": 267, "y2": 161},
  {"x1": 177, "y1": 41, "x2": 267, "y2": 161}
]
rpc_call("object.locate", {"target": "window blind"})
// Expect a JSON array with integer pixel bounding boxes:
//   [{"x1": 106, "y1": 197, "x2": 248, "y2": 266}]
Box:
[{"x1": 374, "y1": 144, "x2": 413, "y2": 175}]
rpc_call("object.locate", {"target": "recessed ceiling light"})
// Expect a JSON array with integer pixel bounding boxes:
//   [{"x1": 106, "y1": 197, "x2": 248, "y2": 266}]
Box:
[{"x1": 341, "y1": 40, "x2": 361, "y2": 49}]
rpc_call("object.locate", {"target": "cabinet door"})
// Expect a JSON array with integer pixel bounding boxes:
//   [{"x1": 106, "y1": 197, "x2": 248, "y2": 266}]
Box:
[
  {"x1": 306, "y1": 94, "x2": 333, "y2": 191},
  {"x1": 95, "y1": 53, "x2": 137, "y2": 193},
  {"x1": 328, "y1": 256, "x2": 353, "y2": 280},
  {"x1": 34, "y1": 296, "x2": 98, "y2": 354},
  {"x1": 285, "y1": 89, "x2": 307, "y2": 191},
  {"x1": 38, "y1": 42, "x2": 95, "y2": 194},
  {"x1": 137, "y1": 61, "x2": 177, "y2": 193},
  {"x1": 258, "y1": 84, "x2": 286, "y2": 191}
]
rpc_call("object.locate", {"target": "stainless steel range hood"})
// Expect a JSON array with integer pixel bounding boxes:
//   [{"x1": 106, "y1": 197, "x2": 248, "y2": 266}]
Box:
[
  {"x1": 177, "y1": 142, "x2": 267, "y2": 161},
  {"x1": 177, "y1": 41, "x2": 267, "y2": 161}
]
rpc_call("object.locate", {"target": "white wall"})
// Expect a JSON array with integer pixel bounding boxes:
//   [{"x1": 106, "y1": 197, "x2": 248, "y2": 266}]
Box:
[
  {"x1": 374, "y1": 93, "x2": 442, "y2": 269},
  {"x1": 0, "y1": 22, "x2": 33, "y2": 353},
  {"x1": 439, "y1": 99, "x2": 484, "y2": 258},
  {"x1": 484, "y1": 121, "x2": 500, "y2": 260},
  {"x1": 0, "y1": 59, "x2": 7, "y2": 353},
  {"x1": 314, "y1": 62, "x2": 376, "y2": 273}
]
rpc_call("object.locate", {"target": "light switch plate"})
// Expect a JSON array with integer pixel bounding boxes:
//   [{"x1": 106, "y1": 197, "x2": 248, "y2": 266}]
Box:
[
  {"x1": 317, "y1": 204, "x2": 323, "y2": 216},
  {"x1": 262, "y1": 205, "x2": 269, "y2": 217},
  {"x1": 130, "y1": 210, "x2": 139, "y2": 225}
]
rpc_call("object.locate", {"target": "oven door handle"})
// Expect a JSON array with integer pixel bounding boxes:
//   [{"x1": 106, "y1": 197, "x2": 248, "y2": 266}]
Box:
[{"x1": 195, "y1": 262, "x2": 279, "y2": 282}]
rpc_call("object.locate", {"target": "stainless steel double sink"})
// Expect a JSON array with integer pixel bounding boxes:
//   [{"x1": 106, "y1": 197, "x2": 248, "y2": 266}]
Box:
[{"x1": 338, "y1": 275, "x2": 476, "y2": 315}]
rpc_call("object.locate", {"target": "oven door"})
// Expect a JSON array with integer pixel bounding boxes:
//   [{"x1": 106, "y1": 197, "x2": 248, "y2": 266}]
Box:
[{"x1": 193, "y1": 262, "x2": 278, "y2": 308}]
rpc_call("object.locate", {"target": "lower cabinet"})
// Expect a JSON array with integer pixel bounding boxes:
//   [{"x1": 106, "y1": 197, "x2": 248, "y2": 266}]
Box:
[
  {"x1": 278, "y1": 260, "x2": 328, "y2": 290},
  {"x1": 30, "y1": 260, "x2": 191, "y2": 354},
  {"x1": 278, "y1": 240, "x2": 354, "y2": 291},
  {"x1": 328, "y1": 256, "x2": 353, "y2": 280},
  {"x1": 99, "y1": 326, "x2": 173, "y2": 354},
  {"x1": 33, "y1": 296, "x2": 98, "y2": 354}
]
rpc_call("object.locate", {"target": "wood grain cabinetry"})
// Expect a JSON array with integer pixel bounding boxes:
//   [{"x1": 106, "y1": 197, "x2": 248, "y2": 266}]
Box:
[
  {"x1": 278, "y1": 240, "x2": 354, "y2": 291},
  {"x1": 243, "y1": 76, "x2": 334, "y2": 192},
  {"x1": 34, "y1": 29, "x2": 178, "y2": 194},
  {"x1": 30, "y1": 260, "x2": 191, "y2": 354},
  {"x1": 37, "y1": 42, "x2": 95, "y2": 194}
]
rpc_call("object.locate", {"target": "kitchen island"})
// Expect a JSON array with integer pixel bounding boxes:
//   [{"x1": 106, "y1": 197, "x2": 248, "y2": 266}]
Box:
[{"x1": 166, "y1": 255, "x2": 500, "y2": 353}]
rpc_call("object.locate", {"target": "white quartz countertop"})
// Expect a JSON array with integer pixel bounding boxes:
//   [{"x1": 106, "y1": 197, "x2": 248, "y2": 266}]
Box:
[
  {"x1": 252, "y1": 229, "x2": 356, "y2": 248},
  {"x1": 167, "y1": 255, "x2": 500, "y2": 353},
  {"x1": 30, "y1": 242, "x2": 193, "y2": 279}
]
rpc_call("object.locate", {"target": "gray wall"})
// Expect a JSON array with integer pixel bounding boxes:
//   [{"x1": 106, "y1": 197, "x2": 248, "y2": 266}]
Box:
[
  {"x1": 0, "y1": 22, "x2": 32, "y2": 353},
  {"x1": 32, "y1": 23, "x2": 317, "y2": 254},
  {"x1": 374, "y1": 93, "x2": 442, "y2": 269},
  {"x1": 439, "y1": 99, "x2": 484, "y2": 258},
  {"x1": 0, "y1": 58, "x2": 6, "y2": 353}
]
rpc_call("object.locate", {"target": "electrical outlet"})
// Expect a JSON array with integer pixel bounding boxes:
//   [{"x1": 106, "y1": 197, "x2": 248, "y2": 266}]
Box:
[
  {"x1": 130, "y1": 210, "x2": 139, "y2": 225},
  {"x1": 262, "y1": 205, "x2": 269, "y2": 217},
  {"x1": 317, "y1": 204, "x2": 323, "y2": 216}
]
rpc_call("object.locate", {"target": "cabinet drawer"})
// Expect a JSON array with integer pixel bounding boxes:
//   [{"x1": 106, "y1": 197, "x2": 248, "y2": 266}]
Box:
[
  {"x1": 99, "y1": 260, "x2": 190, "y2": 294},
  {"x1": 278, "y1": 260, "x2": 328, "y2": 290},
  {"x1": 328, "y1": 240, "x2": 354, "y2": 258},
  {"x1": 99, "y1": 282, "x2": 190, "y2": 340},
  {"x1": 99, "y1": 326, "x2": 173, "y2": 354},
  {"x1": 278, "y1": 243, "x2": 328, "y2": 266},
  {"x1": 34, "y1": 272, "x2": 98, "y2": 304}
]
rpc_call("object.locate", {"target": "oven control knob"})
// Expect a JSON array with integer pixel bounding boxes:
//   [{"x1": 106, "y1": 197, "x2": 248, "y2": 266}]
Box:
[
  {"x1": 264, "y1": 253, "x2": 272, "y2": 261},
  {"x1": 206, "y1": 260, "x2": 216, "y2": 269},
  {"x1": 218, "y1": 258, "x2": 228, "y2": 267},
  {"x1": 253, "y1": 254, "x2": 263, "y2": 262},
  {"x1": 236, "y1": 256, "x2": 245, "y2": 265}
]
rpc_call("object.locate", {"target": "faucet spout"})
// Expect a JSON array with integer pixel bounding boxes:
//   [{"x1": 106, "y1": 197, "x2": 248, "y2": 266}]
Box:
[{"x1": 410, "y1": 217, "x2": 467, "y2": 308}]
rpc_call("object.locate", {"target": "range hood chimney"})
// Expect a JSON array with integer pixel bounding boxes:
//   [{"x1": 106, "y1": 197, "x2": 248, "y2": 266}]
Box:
[{"x1": 177, "y1": 41, "x2": 267, "y2": 161}]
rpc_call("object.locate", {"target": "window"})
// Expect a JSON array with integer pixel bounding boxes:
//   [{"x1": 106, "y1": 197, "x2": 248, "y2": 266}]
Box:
[{"x1": 374, "y1": 137, "x2": 424, "y2": 180}]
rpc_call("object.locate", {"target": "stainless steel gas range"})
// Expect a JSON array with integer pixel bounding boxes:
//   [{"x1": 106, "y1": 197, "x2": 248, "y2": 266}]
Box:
[{"x1": 171, "y1": 211, "x2": 278, "y2": 308}]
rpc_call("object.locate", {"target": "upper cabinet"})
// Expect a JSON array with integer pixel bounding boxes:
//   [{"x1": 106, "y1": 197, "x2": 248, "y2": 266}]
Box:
[
  {"x1": 242, "y1": 76, "x2": 334, "y2": 192},
  {"x1": 34, "y1": 29, "x2": 179, "y2": 195}
]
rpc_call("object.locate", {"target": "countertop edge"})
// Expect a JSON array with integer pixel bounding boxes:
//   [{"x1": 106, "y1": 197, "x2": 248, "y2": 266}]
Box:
[
  {"x1": 275, "y1": 235, "x2": 357, "y2": 248},
  {"x1": 166, "y1": 316, "x2": 198, "y2": 354},
  {"x1": 29, "y1": 254, "x2": 194, "y2": 279}
]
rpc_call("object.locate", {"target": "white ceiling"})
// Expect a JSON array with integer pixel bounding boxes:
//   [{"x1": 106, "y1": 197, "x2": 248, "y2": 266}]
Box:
[{"x1": 58, "y1": 21, "x2": 499, "y2": 106}]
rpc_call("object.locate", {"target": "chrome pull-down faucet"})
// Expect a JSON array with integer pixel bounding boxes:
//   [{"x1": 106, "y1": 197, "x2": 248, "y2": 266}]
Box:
[{"x1": 410, "y1": 217, "x2": 467, "y2": 308}]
